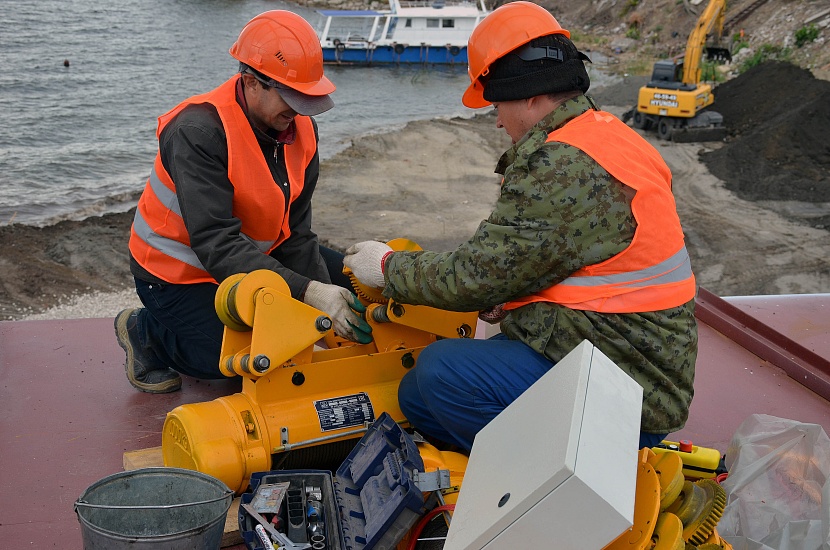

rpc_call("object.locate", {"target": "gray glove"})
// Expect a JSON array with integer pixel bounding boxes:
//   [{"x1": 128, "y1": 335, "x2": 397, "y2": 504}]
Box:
[
  {"x1": 343, "y1": 241, "x2": 393, "y2": 289},
  {"x1": 303, "y1": 281, "x2": 372, "y2": 344}
]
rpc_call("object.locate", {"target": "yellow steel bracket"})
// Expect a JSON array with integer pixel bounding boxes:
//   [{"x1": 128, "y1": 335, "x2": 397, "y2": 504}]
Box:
[
  {"x1": 382, "y1": 299, "x2": 476, "y2": 340},
  {"x1": 346, "y1": 237, "x2": 479, "y2": 341},
  {"x1": 214, "y1": 269, "x2": 333, "y2": 379}
]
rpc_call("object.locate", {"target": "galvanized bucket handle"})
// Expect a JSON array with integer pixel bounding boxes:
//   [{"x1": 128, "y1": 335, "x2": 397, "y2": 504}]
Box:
[{"x1": 75, "y1": 489, "x2": 233, "y2": 510}]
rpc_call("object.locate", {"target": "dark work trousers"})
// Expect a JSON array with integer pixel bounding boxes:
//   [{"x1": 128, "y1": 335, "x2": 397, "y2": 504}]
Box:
[
  {"x1": 398, "y1": 333, "x2": 668, "y2": 452},
  {"x1": 133, "y1": 246, "x2": 350, "y2": 379}
]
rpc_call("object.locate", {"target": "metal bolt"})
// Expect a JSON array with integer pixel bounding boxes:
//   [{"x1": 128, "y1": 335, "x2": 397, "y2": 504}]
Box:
[
  {"x1": 253, "y1": 355, "x2": 270, "y2": 373},
  {"x1": 316, "y1": 316, "x2": 333, "y2": 332}
]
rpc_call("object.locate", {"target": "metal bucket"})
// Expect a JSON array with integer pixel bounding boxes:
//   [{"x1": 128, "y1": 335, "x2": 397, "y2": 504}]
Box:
[{"x1": 74, "y1": 467, "x2": 234, "y2": 549}]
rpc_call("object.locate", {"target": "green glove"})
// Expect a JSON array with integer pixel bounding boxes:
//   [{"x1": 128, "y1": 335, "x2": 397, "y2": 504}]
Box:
[{"x1": 303, "y1": 281, "x2": 372, "y2": 343}]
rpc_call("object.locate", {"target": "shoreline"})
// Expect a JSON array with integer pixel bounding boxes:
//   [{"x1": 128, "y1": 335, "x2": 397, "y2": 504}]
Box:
[{"x1": 4, "y1": 75, "x2": 830, "y2": 320}]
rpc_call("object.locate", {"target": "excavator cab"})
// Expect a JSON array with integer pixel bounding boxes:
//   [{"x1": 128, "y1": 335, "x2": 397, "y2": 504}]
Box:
[{"x1": 648, "y1": 59, "x2": 694, "y2": 90}]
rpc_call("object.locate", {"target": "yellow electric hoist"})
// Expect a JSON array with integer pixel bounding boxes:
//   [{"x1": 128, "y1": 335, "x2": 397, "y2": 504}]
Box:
[{"x1": 161, "y1": 239, "x2": 477, "y2": 494}]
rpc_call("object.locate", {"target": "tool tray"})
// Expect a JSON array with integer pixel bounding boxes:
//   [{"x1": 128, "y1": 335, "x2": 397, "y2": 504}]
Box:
[{"x1": 239, "y1": 412, "x2": 428, "y2": 550}]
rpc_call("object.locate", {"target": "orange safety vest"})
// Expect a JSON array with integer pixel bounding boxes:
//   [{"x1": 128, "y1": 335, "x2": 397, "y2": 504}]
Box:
[
  {"x1": 505, "y1": 109, "x2": 696, "y2": 313},
  {"x1": 129, "y1": 75, "x2": 317, "y2": 284}
]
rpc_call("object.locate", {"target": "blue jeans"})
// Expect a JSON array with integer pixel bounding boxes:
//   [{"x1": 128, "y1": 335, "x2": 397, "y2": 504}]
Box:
[
  {"x1": 398, "y1": 334, "x2": 668, "y2": 451},
  {"x1": 134, "y1": 246, "x2": 350, "y2": 379}
]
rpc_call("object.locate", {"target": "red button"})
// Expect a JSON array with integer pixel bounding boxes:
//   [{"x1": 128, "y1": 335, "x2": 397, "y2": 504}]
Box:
[{"x1": 679, "y1": 439, "x2": 693, "y2": 453}]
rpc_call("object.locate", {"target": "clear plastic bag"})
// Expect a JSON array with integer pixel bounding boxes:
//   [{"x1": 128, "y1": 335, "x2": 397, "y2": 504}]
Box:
[{"x1": 717, "y1": 414, "x2": 830, "y2": 550}]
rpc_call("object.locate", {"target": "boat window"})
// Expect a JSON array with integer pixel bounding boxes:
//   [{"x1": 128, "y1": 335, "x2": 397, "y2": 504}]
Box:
[
  {"x1": 426, "y1": 19, "x2": 439, "y2": 28},
  {"x1": 442, "y1": 19, "x2": 455, "y2": 28},
  {"x1": 405, "y1": 18, "x2": 412, "y2": 27}
]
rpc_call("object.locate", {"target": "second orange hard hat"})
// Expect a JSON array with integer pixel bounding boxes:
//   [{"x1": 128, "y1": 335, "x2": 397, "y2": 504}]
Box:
[{"x1": 463, "y1": 2, "x2": 570, "y2": 108}]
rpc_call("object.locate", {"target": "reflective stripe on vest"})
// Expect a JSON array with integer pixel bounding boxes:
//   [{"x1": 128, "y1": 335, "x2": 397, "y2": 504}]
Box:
[
  {"x1": 129, "y1": 75, "x2": 316, "y2": 284},
  {"x1": 504, "y1": 109, "x2": 696, "y2": 314}
]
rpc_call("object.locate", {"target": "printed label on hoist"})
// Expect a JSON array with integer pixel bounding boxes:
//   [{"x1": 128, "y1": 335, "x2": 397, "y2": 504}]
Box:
[{"x1": 315, "y1": 392, "x2": 375, "y2": 432}]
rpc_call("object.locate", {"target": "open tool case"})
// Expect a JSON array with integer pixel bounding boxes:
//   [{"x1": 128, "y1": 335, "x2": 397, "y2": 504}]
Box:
[{"x1": 239, "y1": 412, "x2": 430, "y2": 550}]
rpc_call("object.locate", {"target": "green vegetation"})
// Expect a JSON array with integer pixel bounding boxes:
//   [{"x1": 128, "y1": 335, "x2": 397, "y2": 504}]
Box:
[
  {"x1": 570, "y1": 31, "x2": 610, "y2": 48},
  {"x1": 732, "y1": 40, "x2": 750, "y2": 56},
  {"x1": 649, "y1": 25, "x2": 663, "y2": 45},
  {"x1": 739, "y1": 44, "x2": 791, "y2": 72},
  {"x1": 626, "y1": 26, "x2": 641, "y2": 40},
  {"x1": 731, "y1": 32, "x2": 750, "y2": 56},
  {"x1": 794, "y1": 24, "x2": 820, "y2": 48},
  {"x1": 620, "y1": 58, "x2": 653, "y2": 76},
  {"x1": 700, "y1": 60, "x2": 726, "y2": 82}
]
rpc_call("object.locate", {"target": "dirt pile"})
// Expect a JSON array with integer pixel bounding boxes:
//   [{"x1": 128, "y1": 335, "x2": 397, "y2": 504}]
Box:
[{"x1": 700, "y1": 61, "x2": 830, "y2": 225}]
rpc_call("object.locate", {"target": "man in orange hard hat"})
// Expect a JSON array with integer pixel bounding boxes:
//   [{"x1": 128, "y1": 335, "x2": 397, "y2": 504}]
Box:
[
  {"x1": 115, "y1": 11, "x2": 371, "y2": 393},
  {"x1": 344, "y1": 2, "x2": 698, "y2": 451}
]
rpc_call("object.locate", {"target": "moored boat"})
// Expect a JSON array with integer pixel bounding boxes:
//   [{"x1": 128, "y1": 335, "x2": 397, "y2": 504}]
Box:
[{"x1": 317, "y1": 0, "x2": 489, "y2": 65}]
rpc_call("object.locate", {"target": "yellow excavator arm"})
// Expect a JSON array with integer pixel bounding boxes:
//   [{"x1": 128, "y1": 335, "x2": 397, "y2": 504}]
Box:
[{"x1": 682, "y1": 0, "x2": 727, "y2": 85}]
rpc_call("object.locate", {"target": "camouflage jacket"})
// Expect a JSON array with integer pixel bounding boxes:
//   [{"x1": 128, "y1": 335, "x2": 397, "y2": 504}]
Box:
[{"x1": 383, "y1": 95, "x2": 697, "y2": 434}]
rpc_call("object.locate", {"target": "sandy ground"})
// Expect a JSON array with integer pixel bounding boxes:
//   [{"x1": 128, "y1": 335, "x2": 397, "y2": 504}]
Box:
[
  {"x1": 658, "y1": 138, "x2": 830, "y2": 296},
  {"x1": 4, "y1": 86, "x2": 830, "y2": 321},
  {"x1": 315, "y1": 105, "x2": 830, "y2": 298}
]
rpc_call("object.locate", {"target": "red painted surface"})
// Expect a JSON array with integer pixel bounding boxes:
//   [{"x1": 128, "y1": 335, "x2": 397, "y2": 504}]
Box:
[
  {"x1": 675, "y1": 294, "x2": 830, "y2": 451},
  {"x1": 0, "y1": 318, "x2": 242, "y2": 549},
  {"x1": 1, "y1": 293, "x2": 829, "y2": 548}
]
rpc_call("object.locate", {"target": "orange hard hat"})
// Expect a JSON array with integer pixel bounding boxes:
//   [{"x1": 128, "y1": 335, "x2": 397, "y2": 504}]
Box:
[
  {"x1": 230, "y1": 10, "x2": 334, "y2": 97},
  {"x1": 463, "y1": 2, "x2": 570, "y2": 108}
]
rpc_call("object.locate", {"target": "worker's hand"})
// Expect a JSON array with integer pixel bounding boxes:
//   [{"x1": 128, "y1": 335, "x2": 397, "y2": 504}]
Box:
[
  {"x1": 478, "y1": 303, "x2": 507, "y2": 324},
  {"x1": 303, "y1": 281, "x2": 373, "y2": 344},
  {"x1": 343, "y1": 241, "x2": 393, "y2": 289}
]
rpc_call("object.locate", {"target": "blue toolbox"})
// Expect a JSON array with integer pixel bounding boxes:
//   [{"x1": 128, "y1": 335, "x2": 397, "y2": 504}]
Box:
[{"x1": 239, "y1": 412, "x2": 433, "y2": 550}]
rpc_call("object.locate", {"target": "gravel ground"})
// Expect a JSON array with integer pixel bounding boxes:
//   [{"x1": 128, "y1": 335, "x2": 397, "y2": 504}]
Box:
[{"x1": 20, "y1": 288, "x2": 142, "y2": 321}]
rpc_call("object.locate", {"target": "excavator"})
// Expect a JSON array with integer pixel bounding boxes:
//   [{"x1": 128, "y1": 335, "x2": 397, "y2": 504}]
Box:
[{"x1": 622, "y1": 0, "x2": 730, "y2": 142}]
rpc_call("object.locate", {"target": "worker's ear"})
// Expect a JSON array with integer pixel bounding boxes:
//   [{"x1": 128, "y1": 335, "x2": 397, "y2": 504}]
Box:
[
  {"x1": 525, "y1": 95, "x2": 542, "y2": 111},
  {"x1": 241, "y1": 73, "x2": 258, "y2": 91}
]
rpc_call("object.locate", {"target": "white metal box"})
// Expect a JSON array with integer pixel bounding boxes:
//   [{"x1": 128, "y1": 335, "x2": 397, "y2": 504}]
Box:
[{"x1": 443, "y1": 339, "x2": 643, "y2": 550}]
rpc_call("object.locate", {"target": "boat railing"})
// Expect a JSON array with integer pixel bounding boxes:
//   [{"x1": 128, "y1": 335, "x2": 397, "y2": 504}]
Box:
[
  {"x1": 397, "y1": 0, "x2": 481, "y2": 8},
  {"x1": 321, "y1": 18, "x2": 385, "y2": 44}
]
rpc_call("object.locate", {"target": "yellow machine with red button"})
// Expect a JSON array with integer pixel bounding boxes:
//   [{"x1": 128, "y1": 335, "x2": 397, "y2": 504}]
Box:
[
  {"x1": 653, "y1": 439, "x2": 725, "y2": 480},
  {"x1": 161, "y1": 239, "x2": 477, "y2": 494}
]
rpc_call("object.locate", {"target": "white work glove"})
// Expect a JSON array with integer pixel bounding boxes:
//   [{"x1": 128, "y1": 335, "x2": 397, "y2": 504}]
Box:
[
  {"x1": 343, "y1": 241, "x2": 393, "y2": 289},
  {"x1": 303, "y1": 281, "x2": 372, "y2": 344}
]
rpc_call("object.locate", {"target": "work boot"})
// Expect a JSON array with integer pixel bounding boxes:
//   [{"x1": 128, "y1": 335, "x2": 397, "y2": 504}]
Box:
[{"x1": 114, "y1": 308, "x2": 182, "y2": 393}]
